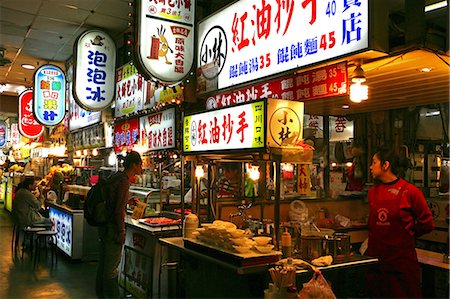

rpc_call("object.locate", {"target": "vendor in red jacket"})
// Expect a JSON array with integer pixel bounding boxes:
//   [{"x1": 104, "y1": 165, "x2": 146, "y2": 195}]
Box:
[{"x1": 366, "y1": 147, "x2": 435, "y2": 298}]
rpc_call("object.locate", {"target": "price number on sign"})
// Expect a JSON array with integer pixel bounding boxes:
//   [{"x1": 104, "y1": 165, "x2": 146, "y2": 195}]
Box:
[
  {"x1": 326, "y1": 0, "x2": 337, "y2": 17},
  {"x1": 320, "y1": 31, "x2": 336, "y2": 50}
]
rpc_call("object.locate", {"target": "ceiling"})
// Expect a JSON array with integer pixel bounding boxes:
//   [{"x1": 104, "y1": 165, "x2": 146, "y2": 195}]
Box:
[{"x1": 0, "y1": 0, "x2": 449, "y2": 117}]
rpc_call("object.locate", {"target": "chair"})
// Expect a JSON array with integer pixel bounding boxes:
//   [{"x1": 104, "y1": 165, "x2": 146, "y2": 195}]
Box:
[
  {"x1": 34, "y1": 230, "x2": 58, "y2": 267},
  {"x1": 22, "y1": 226, "x2": 46, "y2": 261}
]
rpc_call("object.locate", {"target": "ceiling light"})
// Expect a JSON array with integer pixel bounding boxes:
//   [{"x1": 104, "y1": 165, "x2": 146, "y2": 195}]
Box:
[
  {"x1": 425, "y1": 1, "x2": 447, "y2": 12},
  {"x1": 0, "y1": 84, "x2": 5, "y2": 93},
  {"x1": 64, "y1": 4, "x2": 79, "y2": 9},
  {"x1": 342, "y1": 104, "x2": 350, "y2": 109},
  {"x1": 418, "y1": 67, "x2": 433, "y2": 72},
  {"x1": 350, "y1": 83, "x2": 368, "y2": 103},
  {"x1": 351, "y1": 65, "x2": 366, "y2": 83},
  {"x1": 16, "y1": 86, "x2": 27, "y2": 94},
  {"x1": 21, "y1": 64, "x2": 35, "y2": 70}
]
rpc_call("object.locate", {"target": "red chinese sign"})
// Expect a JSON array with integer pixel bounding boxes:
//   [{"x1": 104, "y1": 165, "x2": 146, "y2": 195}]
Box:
[
  {"x1": 206, "y1": 61, "x2": 348, "y2": 109},
  {"x1": 114, "y1": 118, "x2": 139, "y2": 153},
  {"x1": 18, "y1": 90, "x2": 44, "y2": 139}
]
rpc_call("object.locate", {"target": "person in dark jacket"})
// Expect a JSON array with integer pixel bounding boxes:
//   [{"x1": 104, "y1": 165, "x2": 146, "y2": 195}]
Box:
[
  {"x1": 12, "y1": 177, "x2": 52, "y2": 228},
  {"x1": 96, "y1": 151, "x2": 142, "y2": 298},
  {"x1": 366, "y1": 148, "x2": 435, "y2": 298}
]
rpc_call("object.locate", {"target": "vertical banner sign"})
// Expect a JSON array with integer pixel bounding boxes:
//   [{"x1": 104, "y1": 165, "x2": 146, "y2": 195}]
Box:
[
  {"x1": 198, "y1": 0, "x2": 368, "y2": 91},
  {"x1": 139, "y1": 108, "x2": 176, "y2": 151},
  {"x1": 33, "y1": 64, "x2": 66, "y2": 126},
  {"x1": 135, "y1": 0, "x2": 195, "y2": 83},
  {"x1": 73, "y1": 29, "x2": 116, "y2": 111},
  {"x1": 114, "y1": 118, "x2": 140, "y2": 153},
  {"x1": 0, "y1": 121, "x2": 6, "y2": 148},
  {"x1": 18, "y1": 90, "x2": 44, "y2": 139},
  {"x1": 115, "y1": 62, "x2": 146, "y2": 117},
  {"x1": 11, "y1": 123, "x2": 20, "y2": 146}
]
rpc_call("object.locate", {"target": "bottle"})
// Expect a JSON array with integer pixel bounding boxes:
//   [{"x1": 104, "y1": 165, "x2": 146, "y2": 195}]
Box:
[
  {"x1": 281, "y1": 229, "x2": 292, "y2": 258},
  {"x1": 183, "y1": 213, "x2": 199, "y2": 239}
]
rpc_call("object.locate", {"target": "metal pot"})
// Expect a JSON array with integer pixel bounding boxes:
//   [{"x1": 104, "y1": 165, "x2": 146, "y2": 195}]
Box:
[{"x1": 300, "y1": 235, "x2": 325, "y2": 261}]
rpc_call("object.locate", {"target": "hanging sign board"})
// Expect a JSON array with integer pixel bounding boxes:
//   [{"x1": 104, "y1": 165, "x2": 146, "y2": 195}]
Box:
[
  {"x1": 183, "y1": 98, "x2": 304, "y2": 153},
  {"x1": 73, "y1": 29, "x2": 116, "y2": 111},
  {"x1": 135, "y1": 0, "x2": 195, "y2": 83},
  {"x1": 114, "y1": 118, "x2": 140, "y2": 153},
  {"x1": 206, "y1": 61, "x2": 348, "y2": 109},
  {"x1": 18, "y1": 90, "x2": 44, "y2": 139},
  {"x1": 139, "y1": 107, "x2": 176, "y2": 151},
  {"x1": 0, "y1": 121, "x2": 6, "y2": 148},
  {"x1": 115, "y1": 62, "x2": 145, "y2": 117},
  {"x1": 33, "y1": 64, "x2": 66, "y2": 126},
  {"x1": 198, "y1": 0, "x2": 368, "y2": 91}
]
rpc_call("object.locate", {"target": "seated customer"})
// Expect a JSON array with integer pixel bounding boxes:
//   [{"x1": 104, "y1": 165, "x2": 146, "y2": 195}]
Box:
[{"x1": 12, "y1": 177, "x2": 52, "y2": 229}]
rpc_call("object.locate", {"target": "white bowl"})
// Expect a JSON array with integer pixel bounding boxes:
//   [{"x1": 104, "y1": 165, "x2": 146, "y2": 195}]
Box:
[
  {"x1": 230, "y1": 237, "x2": 248, "y2": 246},
  {"x1": 233, "y1": 245, "x2": 252, "y2": 253},
  {"x1": 255, "y1": 244, "x2": 274, "y2": 253},
  {"x1": 228, "y1": 229, "x2": 245, "y2": 238},
  {"x1": 253, "y1": 236, "x2": 272, "y2": 245}
]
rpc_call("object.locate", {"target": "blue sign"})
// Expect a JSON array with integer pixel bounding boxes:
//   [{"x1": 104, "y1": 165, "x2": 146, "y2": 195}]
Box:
[
  {"x1": 33, "y1": 65, "x2": 66, "y2": 126},
  {"x1": 49, "y1": 207, "x2": 73, "y2": 257}
]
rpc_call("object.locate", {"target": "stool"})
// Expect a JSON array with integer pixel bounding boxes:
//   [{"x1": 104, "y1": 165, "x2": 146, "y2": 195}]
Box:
[
  {"x1": 21, "y1": 226, "x2": 46, "y2": 261},
  {"x1": 34, "y1": 230, "x2": 57, "y2": 267}
]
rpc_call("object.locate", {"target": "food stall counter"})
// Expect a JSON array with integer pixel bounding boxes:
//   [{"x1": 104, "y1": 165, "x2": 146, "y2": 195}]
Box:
[
  {"x1": 119, "y1": 215, "x2": 181, "y2": 298},
  {"x1": 416, "y1": 248, "x2": 450, "y2": 270}
]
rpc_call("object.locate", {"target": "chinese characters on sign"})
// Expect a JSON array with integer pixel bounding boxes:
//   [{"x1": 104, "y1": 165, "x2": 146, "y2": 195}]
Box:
[
  {"x1": 183, "y1": 101, "x2": 265, "y2": 153},
  {"x1": 0, "y1": 121, "x2": 6, "y2": 148},
  {"x1": 114, "y1": 118, "x2": 140, "y2": 153},
  {"x1": 18, "y1": 90, "x2": 44, "y2": 139},
  {"x1": 198, "y1": 0, "x2": 367, "y2": 91},
  {"x1": 136, "y1": 0, "x2": 195, "y2": 83},
  {"x1": 69, "y1": 81, "x2": 102, "y2": 131},
  {"x1": 206, "y1": 61, "x2": 348, "y2": 109},
  {"x1": 115, "y1": 62, "x2": 145, "y2": 117},
  {"x1": 267, "y1": 99, "x2": 304, "y2": 147},
  {"x1": 139, "y1": 108, "x2": 176, "y2": 151},
  {"x1": 33, "y1": 65, "x2": 66, "y2": 126},
  {"x1": 74, "y1": 30, "x2": 116, "y2": 111}
]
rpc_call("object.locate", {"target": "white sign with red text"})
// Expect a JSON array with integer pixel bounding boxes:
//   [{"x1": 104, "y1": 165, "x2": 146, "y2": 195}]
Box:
[
  {"x1": 183, "y1": 101, "x2": 266, "y2": 153},
  {"x1": 136, "y1": 0, "x2": 195, "y2": 83},
  {"x1": 139, "y1": 108, "x2": 176, "y2": 151},
  {"x1": 198, "y1": 0, "x2": 368, "y2": 90}
]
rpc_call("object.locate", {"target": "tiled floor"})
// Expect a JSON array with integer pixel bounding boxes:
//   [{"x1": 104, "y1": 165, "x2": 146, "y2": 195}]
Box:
[{"x1": 0, "y1": 203, "x2": 98, "y2": 299}]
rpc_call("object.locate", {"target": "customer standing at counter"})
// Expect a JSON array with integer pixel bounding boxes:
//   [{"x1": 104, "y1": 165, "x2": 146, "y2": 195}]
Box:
[
  {"x1": 366, "y1": 148, "x2": 435, "y2": 298},
  {"x1": 96, "y1": 151, "x2": 142, "y2": 299}
]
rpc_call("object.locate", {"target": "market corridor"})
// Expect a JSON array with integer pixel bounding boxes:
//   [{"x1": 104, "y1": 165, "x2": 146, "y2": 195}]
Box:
[{"x1": 0, "y1": 204, "x2": 98, "y2": 299}]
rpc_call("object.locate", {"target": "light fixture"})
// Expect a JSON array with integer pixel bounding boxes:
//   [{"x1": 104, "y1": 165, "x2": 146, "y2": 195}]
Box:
[
  {"x1": 64, "y1": 4, "x2": 79, "y2": 9},
  {"x1": 351, "y1": 65, "x2": 366, "y2": 83},
  {"x1": 342, "y1": 104, "x2": 350, "y2": 109},
  {"x1": 76, "y1": 150, "x2": 82, "y2": 157},
  {"x1": 92, "y1": 148, "x2": 98, "y2": 156},
  {"x1": 350, "y1": 83, "x2": 368, "y2": 103},
  {"x1": 0, "y1": 84, "x2": 5, "y2": 93},
  {"x1": 350, "y1": 63, "x2": 368, "y2": 103},
  {"x1": 21, "y1": 64, "x2": 36, "y2": 70},
  {"x1": 83, "y1": 149, "x2": 89, "y2": 156},
  {"x1": 425, "y1": 0, "x2": 447, "y2": 12},
  {"x1": 418, "y1": 67, "x2": 433, "y2": 72},
  {"x1": 195, "y1": 165, "x2": 205, "y2": 178},
  {"x1": 16, "y1": 86, "x2": 27, "y2": 94},
  {"x1": 248, "y1": 165, "x2": 260, "y2": 181}
]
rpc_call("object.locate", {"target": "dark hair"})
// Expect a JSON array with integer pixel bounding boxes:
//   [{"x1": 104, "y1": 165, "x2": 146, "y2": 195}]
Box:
[
  {"x1": 373, "y1": 147, "x2": 408, "y2": 177},
  {"x1": 123, "y1": 151, "x2": 142, "y2": 170},
  {"x1": 18, "y1": 177, "x2": 35, "y2": 190}
]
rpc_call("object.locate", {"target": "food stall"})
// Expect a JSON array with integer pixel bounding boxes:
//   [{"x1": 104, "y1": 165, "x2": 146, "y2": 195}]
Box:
[{"x1": 157, "y1": 98, "x2": 380, "y2": 298}]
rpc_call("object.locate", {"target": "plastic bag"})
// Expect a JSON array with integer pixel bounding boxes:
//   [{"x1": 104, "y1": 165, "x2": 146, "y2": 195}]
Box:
[{"x1": 297, "y1": 271, "x2": 336, "y2": 299}]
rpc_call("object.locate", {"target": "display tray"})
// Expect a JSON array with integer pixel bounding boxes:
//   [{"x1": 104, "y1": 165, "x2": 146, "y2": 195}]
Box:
[
  {"x1": 184, "y1": 238, "x2": 281, "y2": 267},
  {"x1": 138, "y1": 211, "x2": 182, "y2": 227}
]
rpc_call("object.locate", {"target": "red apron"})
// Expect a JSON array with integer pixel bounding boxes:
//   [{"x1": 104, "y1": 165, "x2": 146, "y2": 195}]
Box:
[{"x1": 367, "y1": 180, "x2": 421, "y2": 298}]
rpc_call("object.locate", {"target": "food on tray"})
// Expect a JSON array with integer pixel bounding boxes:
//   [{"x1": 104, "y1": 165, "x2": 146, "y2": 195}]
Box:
[{"x1": 143, "y1": 217, "x2": 181, "y2": 226}]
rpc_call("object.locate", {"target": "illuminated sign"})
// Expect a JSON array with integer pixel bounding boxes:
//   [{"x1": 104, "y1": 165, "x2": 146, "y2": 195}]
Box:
[
  {"x1": 69, "y1": 81, "x2": 102, "y2": 131},
  {"x1": 115, "y1": 62, "x2": 145, "y2": 117},
  {"x1": 73, "y1": 29, "x2": 116, "y2": 111},
  {"x1": 183, "y1": 100, "x2": 265, "y2": 153},
  {"x1": 18, "y1": 90, "x2": 44, "y2": 139},
  {"x1": 206, "y1": 61, "x2": 348, "y2": 109},
  {"x1": 114, "y1": 118, "x2": 139, "y2": 153},
  {"x1": 135, "y1": 0, "x2": 195, "y2": 83},
  {"x1": 198, "y1": 0, "x2": 368, "y2": 91},
  {"x1": 139, "y1": 108, "x2": 176, "y2": 151},
  {"x1": 0, "y1": 121, "x2": 6, "y2": 148},
  {"x1": 33, "y1": 64, "x2": 66, "y2": 126},
  {"x1": 49, "y1": 207, "x2": 73, "y2": 257}
]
